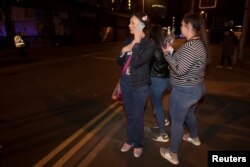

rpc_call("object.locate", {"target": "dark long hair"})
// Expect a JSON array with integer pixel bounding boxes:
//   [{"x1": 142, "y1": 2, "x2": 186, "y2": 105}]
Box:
[
  {"x1": 132, "y1": 11, "x2": 150, "y2": 29},
  {"x1": 182, "y1": 13, "x2": 208, "y2": 50},
  {"x1": 149, "y1": 25, "x2": 165, "y2": 47}
]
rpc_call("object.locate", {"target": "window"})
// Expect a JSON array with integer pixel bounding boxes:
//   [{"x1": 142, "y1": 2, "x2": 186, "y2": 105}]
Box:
[{"x1": 199, "y1": 0, "x2": 217, "y2": 9}]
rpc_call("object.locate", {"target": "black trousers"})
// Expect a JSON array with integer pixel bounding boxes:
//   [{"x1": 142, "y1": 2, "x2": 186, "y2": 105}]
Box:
[{"x1": 220, "y1": 51, "x2": 232, "y2": 66}]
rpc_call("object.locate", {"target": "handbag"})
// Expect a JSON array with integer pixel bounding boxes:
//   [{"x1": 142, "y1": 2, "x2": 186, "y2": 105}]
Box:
[
  {"x1": 111, "y1": 79, "x2": 121, "y2": 101},
  {"x1": 111, "y1": 55, "x2": 132, "y2": 101}
]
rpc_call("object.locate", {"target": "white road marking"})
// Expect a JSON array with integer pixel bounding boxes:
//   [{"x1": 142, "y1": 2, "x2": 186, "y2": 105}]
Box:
[
  {"x1": 34, "y1": 102, "x2": 121, "y2": 167},
  {"x1": 77, "y1": 108, "x2": 125, "y2": 167},
  {"x1": 52, "y1": 105, "x2": 123, "y2": 167}
]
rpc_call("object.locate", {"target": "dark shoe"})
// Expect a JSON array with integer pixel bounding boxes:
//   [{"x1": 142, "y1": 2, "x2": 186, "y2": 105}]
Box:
[
  {"x1": 151, "y1": 134, "x2": 169, "y2": 142},
  {"x1": 153, "y1": 118, "x2": 169, "y2": 128},
  {"x1": 164, "y1": 119, "x2": 170, "y2": 126}
]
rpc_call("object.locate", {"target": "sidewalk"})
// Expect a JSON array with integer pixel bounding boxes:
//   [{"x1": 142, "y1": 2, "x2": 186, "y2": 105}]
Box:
[
  {"x1": 76, "y1": 44, "x2": 250, "y2": 167},
  {"x1": 65, "y1": 44, "x2": 249, "y2": 167},
  {"x1": 75, "y1": 74, "x2": 250, "y2": 167}
]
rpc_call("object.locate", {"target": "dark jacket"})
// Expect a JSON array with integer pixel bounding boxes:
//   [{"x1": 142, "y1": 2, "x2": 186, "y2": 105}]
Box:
[
  {"x1": 116, "y1": 37, "x2": 156, "y2": 87},
  {"x1": 150, "y1": 47, "x2": 170, "y2": 78},
  {"x1": 222, "y1": 30, "x2": 234, "y2": 55}
]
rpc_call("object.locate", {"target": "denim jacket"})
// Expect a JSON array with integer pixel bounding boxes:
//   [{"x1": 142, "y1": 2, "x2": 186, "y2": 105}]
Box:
[{"x1": 116, "y1": 37, "x2": 156, "y2": 87}]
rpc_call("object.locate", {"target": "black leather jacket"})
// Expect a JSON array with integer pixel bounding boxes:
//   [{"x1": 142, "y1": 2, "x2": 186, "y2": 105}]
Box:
[{"x1": 150, "y1": 47, "x2": 170, "y2": 78}]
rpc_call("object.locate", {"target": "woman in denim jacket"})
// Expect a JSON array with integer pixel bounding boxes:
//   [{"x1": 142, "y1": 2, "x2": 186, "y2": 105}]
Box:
[{"x1": 116, "y1": 12, "x2": 155, "y2": 158}]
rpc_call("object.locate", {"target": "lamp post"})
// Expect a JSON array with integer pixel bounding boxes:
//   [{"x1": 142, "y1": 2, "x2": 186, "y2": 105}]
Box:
[
  {"x1": 191, "y1": 0, "x2": 195, "y2": 13},
  {"x1": 238, "y1": 0, "x2": 249, "y2": 62}
]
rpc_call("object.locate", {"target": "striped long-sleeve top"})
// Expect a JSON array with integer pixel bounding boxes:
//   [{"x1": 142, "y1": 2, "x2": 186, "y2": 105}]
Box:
[{"x1": 164, "y1": 38, "x2": 207, "y2": 87}]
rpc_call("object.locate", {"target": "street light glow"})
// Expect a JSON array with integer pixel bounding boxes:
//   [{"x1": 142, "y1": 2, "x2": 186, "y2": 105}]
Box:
[
  {"x1": 128, "y1": 0, "x2": 131, "y2": 10},
  {"x1": 152, "y1": 4, "x2": 166, "y2": 9}
]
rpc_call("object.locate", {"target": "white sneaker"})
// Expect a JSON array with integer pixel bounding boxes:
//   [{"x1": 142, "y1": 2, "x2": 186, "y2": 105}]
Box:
[
  {"x1": 183, "y1": 134, "x2": 201, "y2": 146},
  {"x1": 164, "y1": 119, "x2": 170, "y2": 126},
  {"x1": 226, "y1": 66, "x2": 233, "y2": 70},
  {"x1": 133, "y1": 148, "x2": 143, "y2": 158},
  {"x1": 151, "y1": 134, "x2": 169, "y2": 142},
  {"x1": 160, "y1": 147, "x2": 179, "y2": 165},
  {"x1": 120, "y1": 143, "x2": 133, "y2": 152},
  {"x1": 216, "y1": 65, "x2": 223, "y2": 68}
]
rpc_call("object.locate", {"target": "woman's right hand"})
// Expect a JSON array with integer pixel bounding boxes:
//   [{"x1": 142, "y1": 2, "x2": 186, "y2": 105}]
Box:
[
  {"x1": 162, "y1": 43, "x2": 174, "y2": 56},
  {"x1": 120, "y1": 38, "x2": 140, "y2": 56},
  {"x1": 120, "y1": 31, "x2": 143, "y2": 57},
  {"x1": 120, "y1": 43, "x2": 132, "y2": 57}
]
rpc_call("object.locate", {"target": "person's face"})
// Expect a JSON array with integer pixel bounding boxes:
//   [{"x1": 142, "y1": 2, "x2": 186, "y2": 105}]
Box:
[
  {"x1": 180, "y1": 20, "x2": 193, "y2": 38},
  {"x1": 180, "y1": 20, "x2": 188, "y2": 38},
  {"x1": 129, "y1": 16, "x2": 141, "y2": 34}
]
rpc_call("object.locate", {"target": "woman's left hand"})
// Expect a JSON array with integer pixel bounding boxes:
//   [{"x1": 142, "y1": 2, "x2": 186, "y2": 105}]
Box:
[{"x1": 133, "y1": 29, "x2": 145, "y2": 44}]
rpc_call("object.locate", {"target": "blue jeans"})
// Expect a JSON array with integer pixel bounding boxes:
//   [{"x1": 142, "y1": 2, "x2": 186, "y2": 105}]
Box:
[
  {"x1": 150, "y1": 77, "x2": 171, "y2": 134},
  {"x1": 169, "y1": 82, "x2": 205, "y2": 154},
  {"x1": 120, "y1": 75, "x2": 149, "y2": 148}
]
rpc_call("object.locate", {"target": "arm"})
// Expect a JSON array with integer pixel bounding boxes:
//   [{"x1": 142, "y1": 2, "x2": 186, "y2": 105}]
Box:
[
  {"x1": 164, "y1": 44, "x2": 199, "y2": 76},
  {"x1": 116, "y1": 38, "x2": 133, "y2": 66}
]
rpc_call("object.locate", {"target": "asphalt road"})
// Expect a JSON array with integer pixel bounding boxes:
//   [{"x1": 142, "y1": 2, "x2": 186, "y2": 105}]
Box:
[
  {"x1": 0, "y1": 42, "x2": 250, "y2": 167},
  {"x1": 0, "y1": 43, "x2": 123, "y2": 166}
]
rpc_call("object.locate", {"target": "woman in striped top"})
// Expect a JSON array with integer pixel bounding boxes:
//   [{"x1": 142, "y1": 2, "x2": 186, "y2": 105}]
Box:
[{"x1": 159, "y1": 13, "x2": 208, "y2": 165}]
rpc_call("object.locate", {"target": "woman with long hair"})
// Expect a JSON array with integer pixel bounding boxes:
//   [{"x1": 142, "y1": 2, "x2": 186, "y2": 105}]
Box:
[
  {"x1": 149, "y1": 25, "x2": 172, "y2": 143},
  {"x1": 160, "y1": 13, "x2": 208, "y2": 165}
]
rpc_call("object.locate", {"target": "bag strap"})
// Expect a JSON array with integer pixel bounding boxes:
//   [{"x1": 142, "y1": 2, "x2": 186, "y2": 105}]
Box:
[{"x1": 121, "y1": 55, "x2": 132, "y2": 75}]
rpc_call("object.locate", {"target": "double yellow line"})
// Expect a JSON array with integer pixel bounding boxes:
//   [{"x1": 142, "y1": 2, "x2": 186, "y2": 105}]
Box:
[{"x1": 34, "y1": 102, "x2": 123, "y2": 167}]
